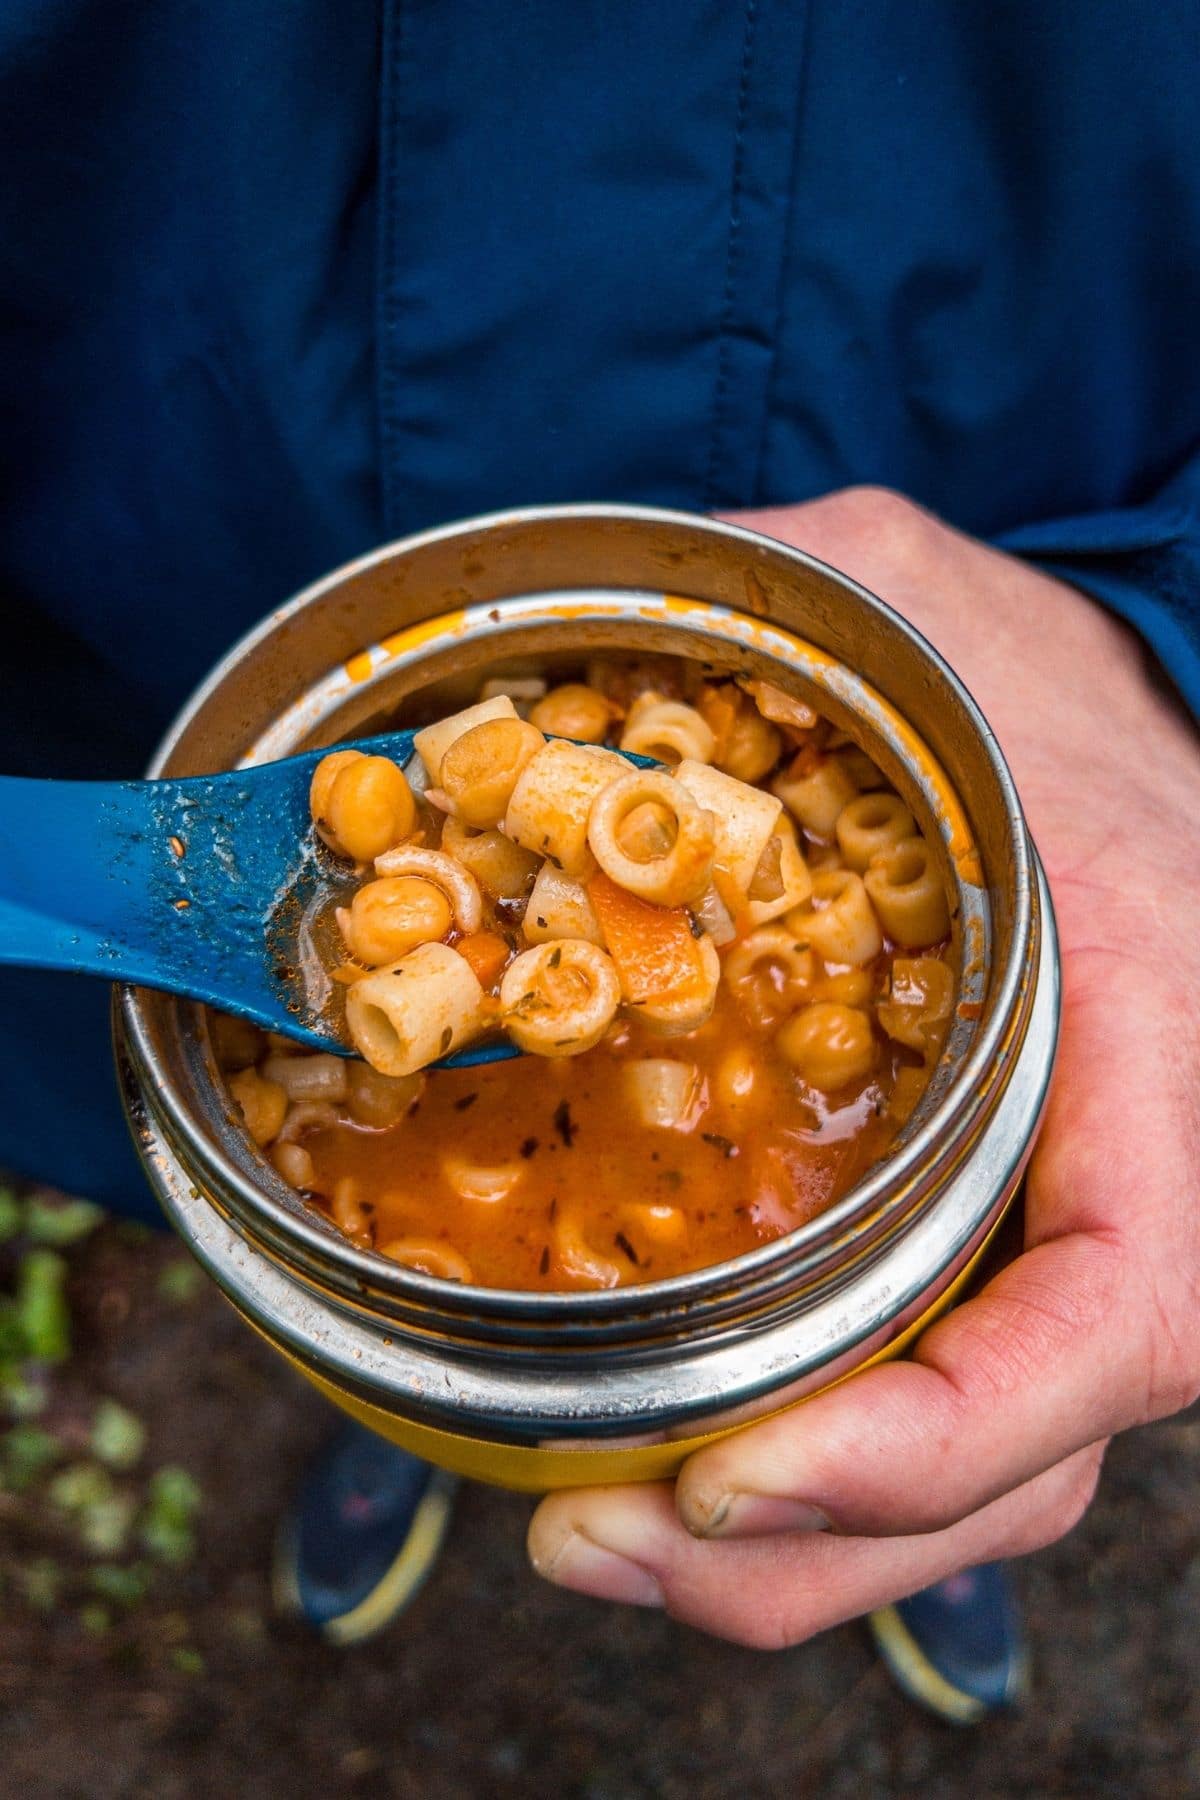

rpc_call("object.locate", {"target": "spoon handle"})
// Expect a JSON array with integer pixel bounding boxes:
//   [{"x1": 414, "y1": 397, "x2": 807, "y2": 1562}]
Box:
[{"x1": 0, "y1": 771, "x2": 277, "y2": 1020}]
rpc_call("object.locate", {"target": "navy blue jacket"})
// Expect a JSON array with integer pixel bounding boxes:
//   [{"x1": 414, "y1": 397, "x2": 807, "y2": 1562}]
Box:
[{"x1": 1, "y1": 2, "x2": 1197, "y2": 1212}]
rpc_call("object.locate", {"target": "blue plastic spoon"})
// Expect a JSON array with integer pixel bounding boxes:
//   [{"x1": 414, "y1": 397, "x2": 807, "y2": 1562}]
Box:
[
  {"x1": 0, "y1": 731, "x2": 511, "y2": 1065},
  {"x1": 0, "y1": 732, "x2": 656, "y2": 1069}
]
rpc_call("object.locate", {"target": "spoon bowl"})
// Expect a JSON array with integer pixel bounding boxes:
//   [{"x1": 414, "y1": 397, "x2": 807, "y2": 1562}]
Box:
[{"x1": 0, "y1": 731, "x2": 656, "y2": 1066}]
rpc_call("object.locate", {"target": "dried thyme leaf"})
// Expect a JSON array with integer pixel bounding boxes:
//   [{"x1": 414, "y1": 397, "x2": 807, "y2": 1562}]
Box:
[{"x1": 701, "y1": 1133, "x2": 739, "y2": 1159}]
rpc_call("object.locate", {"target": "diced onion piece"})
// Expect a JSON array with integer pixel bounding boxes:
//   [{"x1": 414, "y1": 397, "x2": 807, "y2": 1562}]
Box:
[
  {"x1": 713, "y1": 1044, "x2": 763, "y2": 1116},
  {"x1": 692, "y1": 883, "x2": 737, "y2": 947},
  {"x1": 523, "y1": 863, "x2": 607, "y2": 947},
  {"x1": 743, "y1": 822, "x2": 813, "y2": 927},
  {"x1": 412, "y1": 695, "x2": 518, "y2": 785},
  {"x1": 622, "y1": 1060, "x2": 705, "y2": 1130},
  {"x1": 330, "y1": 962, "x2": 370, "y2": 986},
  {"x1": 345, "y1": 941, "x2": 485, "y2": 1076},
  {"x1": 500, "y1": 941, "x2": 620, "y2": 1057},
  {"x1": 748, "y1": 836, "x2": 784, "y2": 904},
  {"x1": 876, "y1": 955, "x2": 955, "y2": 1058},
  {"x1": 372, "y1": 845, "x2": 483, "y2": 934},
  {"x1": 739, "y1": 679, "x2": 819, "y2": 731},
  {"x1": 674, "y1": 759, "x2": 781, "y2": 900}
]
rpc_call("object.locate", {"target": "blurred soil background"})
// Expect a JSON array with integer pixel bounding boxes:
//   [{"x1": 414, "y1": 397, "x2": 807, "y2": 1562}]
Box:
[{"x1": 0, "y1": 1187, "x2": 1197, "y2": 1800}]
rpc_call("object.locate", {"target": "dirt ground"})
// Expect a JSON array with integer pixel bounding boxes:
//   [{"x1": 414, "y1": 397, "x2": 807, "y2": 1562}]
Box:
[{"x1": 1, "y1": 1213, "x2": 1197, "y2": 1800}]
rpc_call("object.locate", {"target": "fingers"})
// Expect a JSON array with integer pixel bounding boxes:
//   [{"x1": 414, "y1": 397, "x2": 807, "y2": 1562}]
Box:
[
  {"x1": 673, "y1": 844, "x2": 1198, "y2": 1541},
  {"x1": 718, "y1": 491, "x2": 1143, "y2": 811},
  {"x1": 674, "y1": 1232, "x2": 1125, "y2": 1542},
  {"x1": 673, "y1": 994, "x2": 1191, "y2": 1545},
  {"x1": 528, "y1": 1445, "x2": 1106, "y2": 1651}
]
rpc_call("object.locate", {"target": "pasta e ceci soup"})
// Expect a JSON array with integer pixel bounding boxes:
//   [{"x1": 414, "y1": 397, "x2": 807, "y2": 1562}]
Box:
[{"x1": 214, "y1": 657, "x2": 957, "y2": 1292}]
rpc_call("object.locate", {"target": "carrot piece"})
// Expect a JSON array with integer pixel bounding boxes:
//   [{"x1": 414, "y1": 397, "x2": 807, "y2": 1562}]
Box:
[
  {"x1": 455, "y1": 931, "x2": 512, "y2": 990},
  {"x1": 586, "y1": 873, "x2": 706, "y2": 1004}
]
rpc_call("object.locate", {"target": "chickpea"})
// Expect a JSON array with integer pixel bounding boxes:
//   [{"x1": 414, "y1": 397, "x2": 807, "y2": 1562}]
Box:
[
  {"x1": 319, "y1": 755, "x2": 416, "y2": 862},
  {"x1": 228, "y1": 1067, "x2": 289, "y2": 1146},
  {"x1": 309, "y1": 748, "x2": 365, "y2": 831},
  {"x1": 271, "y1": 1141, "x2": 315, "y2": 1189},
  {"x1": 814, "y1": 968, "x2": 874, "y2": 1008},
  {"x1": 776, "y1": 1003, "x2": 876, "y2": 1093},
  {"x1": 342, "y1": 876, "x2": 453, "y2": 965},
  {"x1": 346, "y1": 1062, "x2": 423, "y2": 1128},
  {"x1": 713, "y1": 1044, "x2": 762, "y2": 1115},
  {"x1": 718, "y1": 694, "x2": 783, "y2": 784},
  {"x1": 440, "y1": 718, "x2": 544, "y2": 828},
  {"x1": 529, "y1": 683, "x2": 614, "y2": 744},
  {"x1": 836, "y1": 746, "x2": 888, "y2": 791}
]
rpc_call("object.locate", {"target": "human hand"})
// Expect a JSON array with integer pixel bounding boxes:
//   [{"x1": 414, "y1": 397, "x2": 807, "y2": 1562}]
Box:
[{"x1": 527, "y1": 487, "x2": 1200, "y2": 1645}]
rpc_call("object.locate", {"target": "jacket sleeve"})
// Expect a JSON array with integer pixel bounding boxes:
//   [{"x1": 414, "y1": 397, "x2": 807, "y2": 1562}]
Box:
[{"x1": 993, "y1": 447, "x2": 1200, "y2": 721}]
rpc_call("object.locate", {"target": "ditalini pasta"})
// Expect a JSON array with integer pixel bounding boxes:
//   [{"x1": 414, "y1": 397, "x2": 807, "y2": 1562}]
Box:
[{"x1": 217, "y1": 656, "x2": 961, "y2": 1292}]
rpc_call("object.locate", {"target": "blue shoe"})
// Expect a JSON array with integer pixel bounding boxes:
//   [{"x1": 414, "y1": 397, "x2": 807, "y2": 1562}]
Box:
[
  {"x1": 273, "y1": 1423, "x2": 457, "y2": 1646},
  {"x1": 867, "y1": 1563, "x2": 1030, "y2": 1725}
]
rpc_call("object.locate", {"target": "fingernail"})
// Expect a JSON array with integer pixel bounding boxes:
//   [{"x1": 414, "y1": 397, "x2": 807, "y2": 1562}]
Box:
[
  {"x1": 701, "y1": 1493, "x2": 830, "y2": 1540},
  {"x1": 534, "y1": 1531, "x2": 665, "y2": 1608}
]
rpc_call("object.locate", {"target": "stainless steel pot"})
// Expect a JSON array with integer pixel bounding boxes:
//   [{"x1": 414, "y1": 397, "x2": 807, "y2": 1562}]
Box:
[{"x1": 115, "y1": 506, "x2": 1059, "y2": 1490}]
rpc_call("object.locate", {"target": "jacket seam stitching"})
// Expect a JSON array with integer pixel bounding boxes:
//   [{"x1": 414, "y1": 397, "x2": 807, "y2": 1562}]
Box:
[
  {"x1": 751, "y1": 2, "x2": 812, "y2": 510},
  {"x1": 703, "y1": 0, "x2": 760, "y2": 512},
  {"x1": 376, "y1": 0, "x2": 406, "y2": 537}
]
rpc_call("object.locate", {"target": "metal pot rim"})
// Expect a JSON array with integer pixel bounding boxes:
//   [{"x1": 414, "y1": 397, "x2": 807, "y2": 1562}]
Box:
[{"x1": 121, "y1": 502, "x2": 1035, "y2": 1326}]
